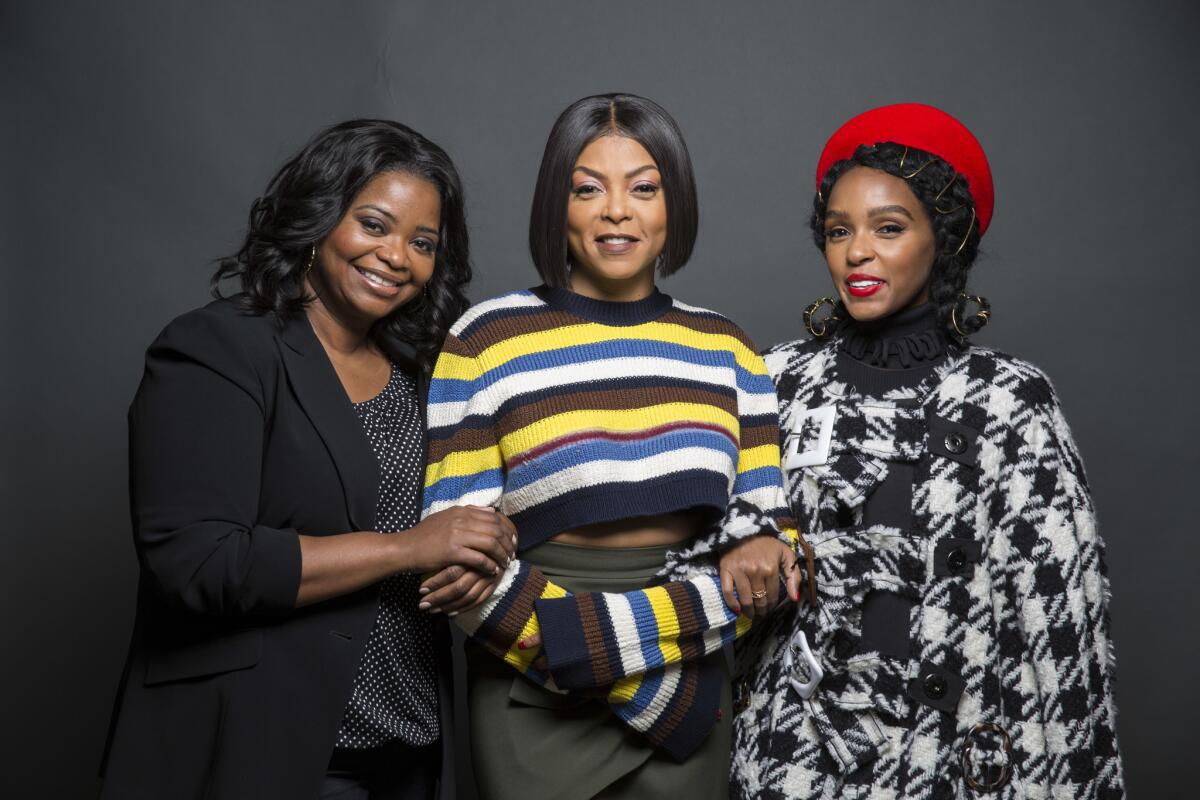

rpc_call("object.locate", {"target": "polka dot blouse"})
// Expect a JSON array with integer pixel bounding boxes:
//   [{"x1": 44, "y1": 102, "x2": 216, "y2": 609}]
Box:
[{"x1": 335, "y1": 364, "x2": 439, "y2": 749}]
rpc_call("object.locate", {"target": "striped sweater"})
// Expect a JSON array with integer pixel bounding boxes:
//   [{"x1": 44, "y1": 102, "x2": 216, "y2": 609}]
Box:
[{"x1": 422, "y1": 285, "x2": 797, "y2": 760}]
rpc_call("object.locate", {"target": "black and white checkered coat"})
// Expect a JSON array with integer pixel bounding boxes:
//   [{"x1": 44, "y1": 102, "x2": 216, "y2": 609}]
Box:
[{"x1": 731, "y1": 336, "x2": 1124, "y2": 799}]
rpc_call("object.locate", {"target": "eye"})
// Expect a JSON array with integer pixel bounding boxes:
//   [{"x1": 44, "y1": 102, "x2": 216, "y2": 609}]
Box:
[
  {"x1": 826, "y1": 226, "x2": 849, "y2": 240},
  {"x1": 572, "y1": 183, "x2": 602, "y2": 197},
  {"x1": 359, "y1": 217, "x2": 386, "y2": 234},
  {"x1": 877, "y1": 223, "x2": 906, "y2": 236},
  {"x1": 631, "y1": 181, "x2": 659, "y2": 195},
  {"x1": 412, "y1": 238, "x2": 437, "y2": 255}
]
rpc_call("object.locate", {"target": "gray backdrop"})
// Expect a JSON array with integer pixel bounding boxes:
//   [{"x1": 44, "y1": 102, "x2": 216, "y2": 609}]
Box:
[{"x1": 3, "y1": 1, "x2": 1196, "y2": 796}]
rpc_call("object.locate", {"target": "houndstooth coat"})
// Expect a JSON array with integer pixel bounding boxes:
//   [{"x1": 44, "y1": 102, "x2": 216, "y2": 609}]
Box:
[{"x1": 730, "y1": 336, "x2": 1124, "y2": 799}]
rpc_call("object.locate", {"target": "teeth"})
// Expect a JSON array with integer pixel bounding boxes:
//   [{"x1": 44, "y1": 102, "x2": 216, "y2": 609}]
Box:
[
  {"x1": 849, "y1": 280, "x2": 883, "y2": 288},
  {"x1": 358, "y1": 268, "x2": 399, "y2": 288},
  {"x1": 599, "y1": 237, "x2": 633, "y2": 244}
]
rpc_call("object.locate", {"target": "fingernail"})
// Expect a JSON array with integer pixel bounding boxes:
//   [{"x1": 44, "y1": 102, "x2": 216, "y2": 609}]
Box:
[
  {"x1": 418, "y1": 587, "x2": 430, "y2": 596},
  {"x1": 418, "y1": 602, "x2": 430, "y2": 610},
  {"x1": 428, "y1": 608, "x2": 442, "y2": 614},
  {"x1": 493, "y1": 567, "x2": 500, "y2": 575},
  {"x1": 448, "y1": 611, "x2": 459, "y2": 618}
]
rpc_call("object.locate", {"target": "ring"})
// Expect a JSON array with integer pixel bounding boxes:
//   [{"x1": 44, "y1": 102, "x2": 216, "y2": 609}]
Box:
[{"x1": 751, "y1": 589, "x2": 768, "y2": 600}]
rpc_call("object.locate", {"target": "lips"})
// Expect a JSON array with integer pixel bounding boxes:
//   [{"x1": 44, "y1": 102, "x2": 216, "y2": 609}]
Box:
[
  {"x1": 845, "y1": 272, "x2": 885, "y2": 298},
  {"x1": 595, "y1": 233, "x2": 640, "y2": 256},
  {"x1": 354, "y1": 266, "x2": 403, "y2": 296}
]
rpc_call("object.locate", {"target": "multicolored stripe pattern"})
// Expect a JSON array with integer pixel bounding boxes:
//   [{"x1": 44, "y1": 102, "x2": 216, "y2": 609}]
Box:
[{"x1": 421, "y1": 286, "x2": 796, "y2": 759}]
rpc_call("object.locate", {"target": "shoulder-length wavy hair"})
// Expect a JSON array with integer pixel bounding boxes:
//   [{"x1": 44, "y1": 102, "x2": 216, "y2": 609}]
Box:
[
  {"x1": 811, "y1": 141, "x2": 987, "y2": 339},
  {"x1": 528, "y1": 93, "x2": 699, "y2": 287},
  {"x1": 212, "y1": 119, "x2": 472, "y2": 371}
]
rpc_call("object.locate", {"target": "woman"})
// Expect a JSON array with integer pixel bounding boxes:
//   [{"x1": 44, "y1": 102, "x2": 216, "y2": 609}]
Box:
[
  {"x1": 418, "y1": 93, "x2": 804, "y2": 799},
  {"x1": 99, "y1": 119, "x2": 517, "y2": 800},
  {"x1": 731, "y1": 104, "x2": 1125, "y2": 798}
]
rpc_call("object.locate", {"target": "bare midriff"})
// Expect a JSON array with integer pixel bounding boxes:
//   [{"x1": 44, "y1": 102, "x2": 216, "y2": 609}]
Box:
[{"x1": 550, "y1": 510, "x2": 707, "y2": 549}]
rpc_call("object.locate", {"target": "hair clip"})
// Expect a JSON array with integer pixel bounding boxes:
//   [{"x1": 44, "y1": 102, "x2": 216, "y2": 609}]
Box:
[
  {"x1": 901, "y1": 158, "x2": 936, "y2": 180},
  {"x1": 953, "y1": 207, "x2": 976, "y2": 256},
  {"x1": 934, "y1": 172, "x2": 958, "y2": 203},
  {"x1": 898, "y1": 146, "x2": 909, "y2": 171}
]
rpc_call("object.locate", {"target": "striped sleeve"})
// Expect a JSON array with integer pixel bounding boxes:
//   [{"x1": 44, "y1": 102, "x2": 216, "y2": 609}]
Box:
[
  {"x1": 726, "y1": 348, "x2": 799, "y2": 549},
  {"x1": 422, "y1": 332, "x2": 504, "y2": 516}
]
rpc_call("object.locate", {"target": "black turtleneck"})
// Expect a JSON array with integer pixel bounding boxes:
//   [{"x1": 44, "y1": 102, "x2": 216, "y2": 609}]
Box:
[{"x1": 833, "y1": 303, "x2": 949, "y2": 396}]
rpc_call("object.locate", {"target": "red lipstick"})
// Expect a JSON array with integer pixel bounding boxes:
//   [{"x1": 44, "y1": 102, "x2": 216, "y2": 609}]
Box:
[{"x1": 846, "y1": 273, "x2": 885, "y2": 298}]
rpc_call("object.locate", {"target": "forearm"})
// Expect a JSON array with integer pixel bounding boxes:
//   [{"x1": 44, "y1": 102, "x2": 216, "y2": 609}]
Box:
[
  {"x1": 536, "y1": 573, "x2": 751, "y2": 688},
  {"x1": 295, "y1": 531, "x2": 410, "y2": 607}
]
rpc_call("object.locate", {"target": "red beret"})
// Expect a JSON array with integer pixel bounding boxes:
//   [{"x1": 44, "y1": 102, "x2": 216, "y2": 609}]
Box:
[{"x1": 816, "y1": 103, "x2": 994, "y2": 235}]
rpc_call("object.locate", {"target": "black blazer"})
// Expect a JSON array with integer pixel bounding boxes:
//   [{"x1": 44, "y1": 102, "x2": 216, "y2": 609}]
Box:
[{"x1": 100, "y1": 298, "x2": 454, "y2": 800}]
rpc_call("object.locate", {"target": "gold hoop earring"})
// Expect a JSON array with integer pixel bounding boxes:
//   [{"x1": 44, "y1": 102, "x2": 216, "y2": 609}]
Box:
[
  {"x1": 304, "y1": 244, "x2": 316, "y2": 278},
  {"x1": 803, "y1": 297, "x2": 840, "y2": 338},
  {"x1": 951, "y1": 292, "x2": 991, "y2": 337}
]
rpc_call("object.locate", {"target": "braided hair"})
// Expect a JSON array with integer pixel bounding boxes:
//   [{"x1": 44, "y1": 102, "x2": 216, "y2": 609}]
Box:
[{"x1": 810, "y1": 141, "x2": 988, "y2": 339}]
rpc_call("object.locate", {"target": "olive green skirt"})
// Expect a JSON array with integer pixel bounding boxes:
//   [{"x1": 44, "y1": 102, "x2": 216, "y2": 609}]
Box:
[{"x1": 465, "y1": 541, "x2": 731, "y2": 800}]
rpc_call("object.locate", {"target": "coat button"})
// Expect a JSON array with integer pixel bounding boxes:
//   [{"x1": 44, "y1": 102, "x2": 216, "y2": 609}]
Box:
[
  {"x1": 947, "y1": 548, "x2": 968, "y2": 574},
  {"x1": 945, "y1": 432, "x2": 968, "y2": 455},
  {"x1": 924, "y1": 672, "x2": 948, "y2": 700}
]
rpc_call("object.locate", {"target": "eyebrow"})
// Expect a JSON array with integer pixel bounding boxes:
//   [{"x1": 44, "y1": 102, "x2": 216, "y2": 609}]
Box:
[
  {"x1": 356, "y1": 204, "x2": 439, "y2": 237},
  {"x1": 356, "y1": 203, "x2": 396, "y2": 222},
  {"x1": 573, "y1": 164, "x2": 660, "y2": 180},
  {"x1": 824, "y1": 205, "x2": 915, "y2": 222}
]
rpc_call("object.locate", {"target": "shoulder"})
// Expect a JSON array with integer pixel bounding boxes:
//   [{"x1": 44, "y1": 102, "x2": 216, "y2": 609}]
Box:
[
  {"x1": 447, "y1": 289, "x2": 547, "y2": 347},
  {"x1": 147, "y1": 296, "x2": 280, "y2": 388},
  {"x1": 957, "y1": 345, "x2": 1061, "y2": 413},
  {"x1": 761, "y1": 336, "x2": 827, "y2": 383},
  {"x1": 662, "y1": 298, "x2": 763, "y2": 356}
]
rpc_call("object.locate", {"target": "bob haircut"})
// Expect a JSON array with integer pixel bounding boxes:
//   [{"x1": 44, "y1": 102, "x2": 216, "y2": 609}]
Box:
[
  {"x1": 528, "y1": 93, "x2": 699, "y2": 287},
  {"x1": 212, "y1": 118, "x2": 472, "y2": 372}
]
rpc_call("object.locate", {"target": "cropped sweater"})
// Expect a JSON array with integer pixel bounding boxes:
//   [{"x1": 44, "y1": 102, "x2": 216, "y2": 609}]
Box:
[{"x1": 423, "y1": 285, "x2": 798, "y2": 760}]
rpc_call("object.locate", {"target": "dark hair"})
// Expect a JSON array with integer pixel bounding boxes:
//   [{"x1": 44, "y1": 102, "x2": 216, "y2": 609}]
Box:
[
  {"x1": 810, "y1": 141, "x2": 988, "y2": 339},
  {"x1": 528, "y1": 93, "x2": 699, "y2": 287},
  {"x1": 212, "y1": 119, "x2": 472, "y2": 371}
]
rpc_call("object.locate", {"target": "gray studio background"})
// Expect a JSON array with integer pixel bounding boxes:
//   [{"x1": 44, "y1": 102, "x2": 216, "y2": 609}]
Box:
[{"x1": 3, "y1": 1, "x2": 1196, "y2": 796}]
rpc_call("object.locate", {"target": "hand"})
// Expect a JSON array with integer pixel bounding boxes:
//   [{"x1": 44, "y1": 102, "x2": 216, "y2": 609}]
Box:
[
  {"x1": 419, "y1": 565, "x2": 502, "y2": 616},
  {"x1": 399, "y1": 506, "x2": 517, "y2": 576},
  {"x1": 718, "y1": 535, "x2": 800, "y2": 620}
]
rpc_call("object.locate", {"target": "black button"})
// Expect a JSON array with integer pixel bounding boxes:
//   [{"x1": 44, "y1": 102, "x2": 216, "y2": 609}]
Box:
[
  {"x1": 924, "y1": 673, "x2": 948, "y2": 699},
  {"x1": 945, "y1": 432, "x2": 968, "y2": 454},
  {"x1": 946, "y1": 548, "x2": 968, "y2": 574}
]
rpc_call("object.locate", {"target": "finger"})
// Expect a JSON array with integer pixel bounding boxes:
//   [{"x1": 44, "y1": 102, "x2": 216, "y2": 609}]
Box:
[
  {"x1": 733, "y1": 571, "x2": 754, "y2": 620},
  {"x1": 463, "y1": 532, "x2": 509, "y2": 570},
  {"x1": 720, "y1": 567, "x2": 740, "y2": 615},
  {"x1": 454, "y1": 542, "x2": 502, "y2": 576},
  {"x1": 424, "y1": 570, "x2": 481, "y2": 609},
  {"x1": 494, "y1": 514, "x2": 518, "y2": 557},
  {"x1": 762, "y1": 567, "x2": 781, "y2": 610},
  {"x1": 419, "y1": 565, "x2": 464, "y2": 598},
  {"x1": 518, "y1": 632, "x2": 543, "y2": 651},
  {"x1": 782, "y1": 551, "x2": 802, "y2": 603},
  {"x1": 443, "y1": 577, "x2": 489, "y2": 615},
  {"x1": 472, "y1": 579, "x2": 497, "y2": 609},
  {"x1": 750, "y1": 572, "x2": 773, "y2": 613}
]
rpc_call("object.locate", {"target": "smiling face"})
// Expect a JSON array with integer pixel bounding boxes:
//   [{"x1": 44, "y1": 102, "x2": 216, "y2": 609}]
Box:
[
  {"x1": 307, "y1": 171, "x2": 441, "y2": 329},
  {"x1": 566, "y1": 135, "x2": 667, "y2": 300},
  {"x1": 822, "y1": 166, "x2": 937, "y2": 322}
]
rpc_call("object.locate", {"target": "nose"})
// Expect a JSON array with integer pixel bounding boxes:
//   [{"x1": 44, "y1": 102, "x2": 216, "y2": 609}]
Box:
[
  {"x1": 846, "y1": 233, "x2": 874, "y2": 266},
  {"x1": 375, "y1": 237, "x2": 411, "y2": 273},
  {"x1": 602, "y1": 191, "x2": 631, "y2": 224}
]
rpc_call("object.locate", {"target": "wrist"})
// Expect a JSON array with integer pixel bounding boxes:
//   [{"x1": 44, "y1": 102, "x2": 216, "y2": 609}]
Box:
[{"x1": 388, "y1": 530, "x2": 419, "y2": 574}]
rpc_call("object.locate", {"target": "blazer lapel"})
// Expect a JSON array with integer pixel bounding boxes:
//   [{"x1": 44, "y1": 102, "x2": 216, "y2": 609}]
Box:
[{"x1": 278, "y1": 315, "x2": 379, "y2": 532}]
